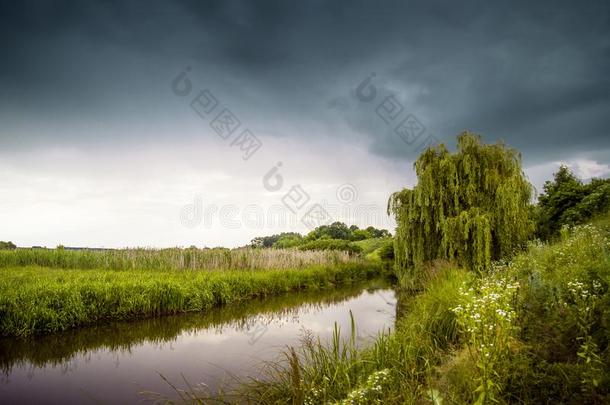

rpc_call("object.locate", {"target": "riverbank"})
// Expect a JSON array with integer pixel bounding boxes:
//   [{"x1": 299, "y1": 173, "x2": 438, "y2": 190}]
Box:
[
  {"x1": 232, "y1": 220, "x2": 610, "y2": 404},
  {"x1": 0, "y1": 278, "x2": 392, "y2": 373},
  {"x1": 0, "y1": 279, "x2": 395, "y2": 404},
  {"x1": 0, "y1": 262, "x2": 384, "y2": 337}
]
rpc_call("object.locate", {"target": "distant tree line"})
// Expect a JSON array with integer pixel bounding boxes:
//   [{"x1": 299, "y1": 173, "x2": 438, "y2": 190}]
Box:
[
  {"x1": 250, "y1": 222, "x2": 391, "y2": 250},
  {"x1": 0, "y1": 241, "x2": 17, "y2": 250}
]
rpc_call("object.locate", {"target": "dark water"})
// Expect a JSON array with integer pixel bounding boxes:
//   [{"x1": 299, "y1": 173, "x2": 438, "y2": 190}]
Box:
[{"x1": 0, "y1": 280, "x2": 396, "y2": 404}]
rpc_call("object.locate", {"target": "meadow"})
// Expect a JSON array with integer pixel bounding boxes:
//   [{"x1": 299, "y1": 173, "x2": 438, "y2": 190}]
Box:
[{"x1": 0, "y1": 247, "x2": 380, "y2": 337}]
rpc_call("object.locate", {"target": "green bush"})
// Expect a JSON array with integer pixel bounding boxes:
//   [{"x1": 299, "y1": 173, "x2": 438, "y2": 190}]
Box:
[
  {"x1": 536, "y1": 165, "x2": 610, "y2": 239},
  {"x1": 377, "y1": 239, "x2": 395, "y2": 261},
  {"x1": 298, "y1": 239, "x2": 363, "y2": 254},
  {"x1": 0, "y1": 241, "x2": 16, "y2": 250},
  {"x1": 502, "y1": 223, "x2": 610, "y2": 401}
]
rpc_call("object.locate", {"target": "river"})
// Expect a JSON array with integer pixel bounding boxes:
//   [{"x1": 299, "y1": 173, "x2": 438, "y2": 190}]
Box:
[{"x1": 0, "y1": 280, "x2": 396, "y2": 404}]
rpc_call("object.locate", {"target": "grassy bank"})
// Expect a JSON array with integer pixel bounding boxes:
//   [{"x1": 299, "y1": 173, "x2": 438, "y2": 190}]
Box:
[
  {"x1": 225, "y1": 220, "x2": 610, "y2": 404},
  {"x1": 0, "y1": 279, "x2": 391, "y2": 373},
  {"x1": 0, "y1": 262, "x2": 381, "y2": 338}
]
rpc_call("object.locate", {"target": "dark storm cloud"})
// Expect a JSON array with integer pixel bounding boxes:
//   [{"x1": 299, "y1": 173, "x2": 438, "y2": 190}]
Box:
[{"x1": 1, "y1": 0, "x2": 609, "y2": 163}]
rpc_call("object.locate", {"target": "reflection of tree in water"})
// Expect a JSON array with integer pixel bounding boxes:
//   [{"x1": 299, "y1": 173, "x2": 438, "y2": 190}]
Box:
[{"x1": 0, "y1": 279, "x2": 393, "y2": 376}]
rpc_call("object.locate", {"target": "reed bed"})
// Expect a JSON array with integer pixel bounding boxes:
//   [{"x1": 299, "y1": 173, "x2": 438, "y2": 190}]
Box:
[
  {"x1": 0, "y1": 247, "x2": 356, "y2": 272},
  {"x1": 0, "y1": 262, "x2": 380, "y2": 337}
]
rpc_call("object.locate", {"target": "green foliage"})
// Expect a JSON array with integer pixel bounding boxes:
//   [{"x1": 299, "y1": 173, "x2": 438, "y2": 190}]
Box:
[
  {"x1": 351, "y1": 229, "x2": 372, "y2": 241},
  {"x1": 351, "y1": 238, "x2": 395, "y2": 264},
  {"x1": 358, "y1": 238, "x2": 395, "y2": 263},
  {"x1": 298, "y1": 239, "x2": 363, "y2": 254},
  {"x1": 0, "y1": 241, "x2": 16, "y2": 250},
  {"x1": 237, "y1": 319, "x2": 397, "y2": 404},
  {"x1": 364, "y1": 226, "x2": 392, "y2": 239},
  {"x1": 306, "y1": 222, "x2": 352, "y2": 241},
  {"x1": 377, "y1": 240, "x2": 394, "y2": 262},
  {"x1": 305, "y1": 222, "x2": 390, "y2": 242},
  {"x1": 250, "y1": 224, "x2": 391, "y2": 250},
  {"x1": 251, "y1": 232, "x2": 303, "y2": 248},
  {"x1": 0, "y1": 262, "x2": 380, "y2": 337},
  {"x1": 389, "y1": 132, "x2": 534, "y2": 276},
  {"x1": 500, "y1": 222, "x2": 610, "y2": 402},
  {"x1": 536, "y1": 165, "x2": 610, "y2": 239},
  {"x1": 273, "y1": 234, "x2": 304, "y2": 248},
  {"x1": 234, "y1": 263, "x2": 469, "y2": 404}
]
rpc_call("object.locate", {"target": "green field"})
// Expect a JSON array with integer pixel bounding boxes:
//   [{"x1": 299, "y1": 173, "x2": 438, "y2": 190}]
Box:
[
  {"x1": 0, "y1": 262, "x2": 381, "y2": 337},
  {"x1": 353, "y1": 237, "x2": 393, "y2": 261}
]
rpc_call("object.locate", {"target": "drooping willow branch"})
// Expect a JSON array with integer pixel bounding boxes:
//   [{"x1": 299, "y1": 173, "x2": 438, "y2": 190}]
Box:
[{"x1": 389, "y1": 132, "x2": 534, "y2": 277}]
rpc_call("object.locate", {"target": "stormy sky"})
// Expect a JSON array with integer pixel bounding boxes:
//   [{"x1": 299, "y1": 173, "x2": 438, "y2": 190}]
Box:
[{"x1": 1, "y1": 0, "x2": 609, "y2": 248}]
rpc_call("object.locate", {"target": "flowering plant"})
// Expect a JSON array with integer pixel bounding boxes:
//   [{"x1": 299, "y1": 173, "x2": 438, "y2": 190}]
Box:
[
  {"x1": 564, "y1": 278, "x2": 604, "y2": 390},
  {"x1": 322, "y1": 369, "x2": 390, "y2": 405},
  {"x1": 452, "y1": 275, "x2": 519, "y2": 404}
]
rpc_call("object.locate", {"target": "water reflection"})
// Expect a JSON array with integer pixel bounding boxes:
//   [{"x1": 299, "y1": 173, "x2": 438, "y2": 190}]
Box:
[{"x1": 0, "y1": 280, "x2": 396, "y2": 404}]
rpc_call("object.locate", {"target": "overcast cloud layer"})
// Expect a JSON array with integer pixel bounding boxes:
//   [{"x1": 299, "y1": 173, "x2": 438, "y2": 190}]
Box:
[{"x1": 1, "y1": 0, "x2": 609, "y2": 247}]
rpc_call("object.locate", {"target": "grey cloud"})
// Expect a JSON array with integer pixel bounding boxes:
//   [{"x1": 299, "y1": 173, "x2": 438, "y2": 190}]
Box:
[{"x1": 1, "y1": 0, "x2": 609, "y2": 166}]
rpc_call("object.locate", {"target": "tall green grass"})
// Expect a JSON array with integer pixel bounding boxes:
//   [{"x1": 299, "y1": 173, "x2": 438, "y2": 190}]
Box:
[
  {"x1": 0, "y1": 262, "x2": 380, "y2": 337},
  {"x1": 0, "y1": 247, "x2": 356, "y2": 271},
  {"x1": 189, "y1": 264, "x2": 469, "y2": 404}
]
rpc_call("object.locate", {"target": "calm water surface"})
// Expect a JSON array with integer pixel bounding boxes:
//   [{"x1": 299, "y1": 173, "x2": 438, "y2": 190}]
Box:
[{"x1": 0, "y1": 280, "x2": 396, "y2": 404}]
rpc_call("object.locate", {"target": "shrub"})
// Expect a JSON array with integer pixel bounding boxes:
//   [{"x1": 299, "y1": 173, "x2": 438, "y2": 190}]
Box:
[
  {"x1": 298, "y1": 239, "x2": 363, "y2": 254},
  {"x1": 498, "y1": 221, "x2": 610, "y2": 402},
  {"x1": 536, "y1": 165, "x2": 610, "y2": 239},
  {"x1": 377, "y1": 239, "x2": 394, "y2": 261},
  {"x1": 0, "y1": 241, "x2": 16, "y2": 250}
]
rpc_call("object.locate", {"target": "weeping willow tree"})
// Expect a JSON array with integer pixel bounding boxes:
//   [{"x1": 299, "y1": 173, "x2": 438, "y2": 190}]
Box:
[{"x1": 388, "y1": 132, "x2": 533, "y2": 278}]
